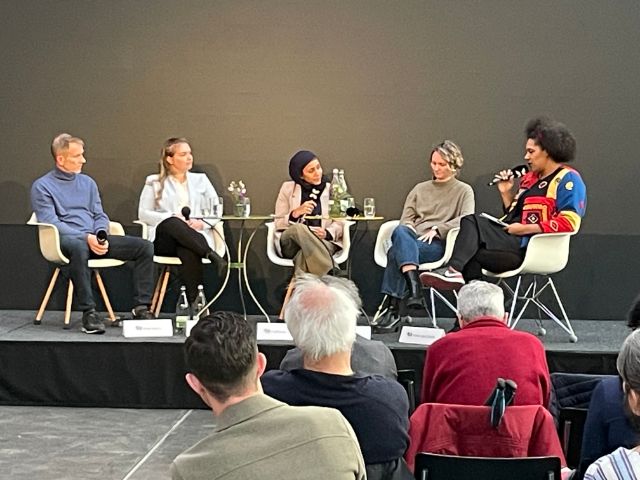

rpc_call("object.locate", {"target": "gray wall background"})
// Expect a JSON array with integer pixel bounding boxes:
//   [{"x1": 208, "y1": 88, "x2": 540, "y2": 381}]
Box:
[{"x1": 1, "y1": 0, "x2": 639, "y2": 318}]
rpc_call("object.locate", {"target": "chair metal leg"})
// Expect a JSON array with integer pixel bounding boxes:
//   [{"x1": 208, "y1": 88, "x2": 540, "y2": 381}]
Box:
[
  {"x1": 372, "y1": 294, "x2": 390, "y2": 324},
  {"x1": 94, "y1": 270, "x2": 116, "y2": 322},
  {"x1": 279, "y1": 277, "x2": 296, "y2": 320},
  {"x1": 35, "y1": 267, "x2": 61, "y2": 324},
  {"x1": 430, "y1": 288, "x2": 458, "y2": 328},
  {"x1": 64, "y1": 281, "x2": 74, "y2": 328}
]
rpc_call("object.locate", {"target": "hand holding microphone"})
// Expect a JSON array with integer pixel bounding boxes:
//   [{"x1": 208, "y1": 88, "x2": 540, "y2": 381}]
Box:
[{"x1": 487, "y1": 164, "x2": 529, "y2": 187}]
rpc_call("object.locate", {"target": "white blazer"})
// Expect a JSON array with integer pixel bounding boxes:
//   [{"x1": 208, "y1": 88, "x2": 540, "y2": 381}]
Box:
[{"x1": 138, "y1": 172, "x2": 219, "y2": 250}]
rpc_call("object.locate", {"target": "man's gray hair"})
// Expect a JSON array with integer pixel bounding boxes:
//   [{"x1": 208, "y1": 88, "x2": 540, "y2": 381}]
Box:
[
  {"x1": 457, "y1": 280, "x2": 505, "y2": 321},
  {"x1": 51, "y1": 133, "x2": 84, "y2": 160},
  {"x1": 284, "y1": 273, "x2": 361, "y2": 361},
  {"x1": 617, "y1": 329, "x2": 640, "y2": 392}
]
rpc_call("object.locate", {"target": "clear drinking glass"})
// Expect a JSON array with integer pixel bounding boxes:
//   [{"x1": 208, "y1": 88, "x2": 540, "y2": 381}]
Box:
[
  {"x1": 213, "y1": 196, "x2": 224, "y2": 218},
  {"x1": 241, "y1": 197, "x2": 251, "y2": 217},
  {"x1": 364, "y1": 197, "x2": 376, "y2": 217}
]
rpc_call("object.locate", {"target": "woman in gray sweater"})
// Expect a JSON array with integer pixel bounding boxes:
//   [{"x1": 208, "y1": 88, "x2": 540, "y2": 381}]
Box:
[{"x1": 373, "y1": 140, "x2": 475, "y2": 331}]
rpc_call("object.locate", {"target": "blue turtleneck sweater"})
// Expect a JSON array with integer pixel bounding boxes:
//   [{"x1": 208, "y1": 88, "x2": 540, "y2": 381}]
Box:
[{"x1": 31, "y1": 167, "x2": 110, "y2": 238}]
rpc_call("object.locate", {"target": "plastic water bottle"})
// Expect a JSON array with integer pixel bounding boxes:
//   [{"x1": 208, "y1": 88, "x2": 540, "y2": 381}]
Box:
[
  {"x1": 338, "y1": 169, "x2": 354, "y2": 215},
  {"x1": 195, "y1": 284, "x2": 209, "y2": 319},
  {"x1": 175, "y1": 286, "x2": 189, "y2": 335},
  {"x1": 329, "y1": 168, "x2": 343, "y2": 217}
]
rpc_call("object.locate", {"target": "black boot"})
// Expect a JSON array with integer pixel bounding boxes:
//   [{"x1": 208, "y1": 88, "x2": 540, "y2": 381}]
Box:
[
  {"x1": 404, "y1": 269, "x2": 424, "y2": 309},
  {"x1": 207, "y1": 250, "x2": 228, "y2": 277}
]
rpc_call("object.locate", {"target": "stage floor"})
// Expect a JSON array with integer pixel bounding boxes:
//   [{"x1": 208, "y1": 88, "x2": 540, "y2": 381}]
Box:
[{"x1": 0, "y1": 309, "x2": 628, "y2": 409}]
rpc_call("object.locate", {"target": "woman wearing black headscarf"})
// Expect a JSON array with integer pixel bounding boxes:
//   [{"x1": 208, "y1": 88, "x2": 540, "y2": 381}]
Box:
[{"x1": 273, "y1": 150, "x2": 344, "y2": 276}]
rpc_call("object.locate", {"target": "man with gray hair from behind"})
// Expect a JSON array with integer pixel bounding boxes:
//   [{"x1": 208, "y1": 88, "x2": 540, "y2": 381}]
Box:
[
  {"x1": 261, "y1": 273, "x2": 412, "y2": 480},
  {"x1": 420, "y1": 280, "x2": 551, "y2": 407}
]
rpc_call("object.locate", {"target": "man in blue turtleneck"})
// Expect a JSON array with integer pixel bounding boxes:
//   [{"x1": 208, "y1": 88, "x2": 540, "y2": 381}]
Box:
[{"x1": 31, "y1": 133, "x2": 155, "y2": 334}]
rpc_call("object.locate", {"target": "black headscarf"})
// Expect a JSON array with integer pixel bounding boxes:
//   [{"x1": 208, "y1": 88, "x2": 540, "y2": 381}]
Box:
[
  {"x1": 288, "y1": 150, "x2": 328, "y2": 188},
  {"x1": 287, "y1": 150, "x2": 327, "y2": 225}
]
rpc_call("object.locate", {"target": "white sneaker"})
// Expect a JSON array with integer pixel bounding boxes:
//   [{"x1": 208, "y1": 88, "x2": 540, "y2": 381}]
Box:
[{"x1": 420, "y1": 268, "x2": 465, "y2": 291}]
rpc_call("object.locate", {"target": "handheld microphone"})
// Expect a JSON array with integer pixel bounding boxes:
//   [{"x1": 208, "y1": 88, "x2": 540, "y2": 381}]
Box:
[
  {"x1": 487, "y1": 164, "x2": 529, "y2": 186},
  {"x1": 96, "y1": 230, "x2": 108, "y2": 245},
  {"x1": 181, "y1": 206, "x2": 191, "y2": 221}
]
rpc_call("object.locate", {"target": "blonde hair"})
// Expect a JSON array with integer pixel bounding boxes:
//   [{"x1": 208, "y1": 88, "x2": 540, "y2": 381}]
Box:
[
  {"x1": 152, "y1": 137, "x2": 190, "y2": 208},
  {"x1": 432, "y1": 139, "x2": 464, "y2": 174}
]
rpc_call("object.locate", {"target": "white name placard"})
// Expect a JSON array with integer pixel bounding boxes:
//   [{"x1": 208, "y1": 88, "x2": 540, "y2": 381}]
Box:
[
  {"x1": 123, "y1": 319, "x2": 174, "y2": 338},
  {"x1": 355, "y1": 325, "x2": 372, "y2": 340},
  {"x1": 185, "y1": 319, "x2": 199, "y2": 337},
  {"x1": 256, "y1": 322, "x2": 293, "y2": 341},
  {"x1": 398, "y1": 326, "x2": 445, "y2": 346}
]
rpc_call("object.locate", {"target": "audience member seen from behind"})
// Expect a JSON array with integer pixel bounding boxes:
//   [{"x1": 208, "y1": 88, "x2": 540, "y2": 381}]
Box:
[
  {"x1": 138, "y1": 137, "x2": 226, "y2": 314},
  {"x1": 420, "y1": 280, "x2": 551, "y2": 407},
  {"x1": 280, "y1": 333, "x2": 398, "y2": 379},
  {"x1": 261, "y1": 274, "x2": 412, "y2": 480},
  {"x1": 421, "y1": 117, "x2": 587, "y2": 295},
  {"x1": 273, "y1": 150, "x2": 344, "y2": 276},
  {"x1": 31, "y1": 133, "x2": 155, "y2": 334},
  {"x1": 171, "y1": 311, "x2": 365, "y2": 480},
  {"x1": 373, "y1": 140, "x2": 475, "y2": 332},
  {"x1": 578, "y1": 295, "x2": 640, "y2": 479},
  {"x1": 584, "y1": 329, "x2": 640, "y2": 479}
]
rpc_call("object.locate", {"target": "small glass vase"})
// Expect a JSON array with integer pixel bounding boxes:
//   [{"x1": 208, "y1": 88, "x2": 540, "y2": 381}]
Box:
[{"x1": 234, "y1": 197, "x2": 250, "y2": 217}]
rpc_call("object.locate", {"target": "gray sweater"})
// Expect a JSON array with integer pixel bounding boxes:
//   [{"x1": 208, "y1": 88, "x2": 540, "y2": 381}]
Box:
[{"x1": 400, "y1": 177, "x2": 474, "y2": 238}]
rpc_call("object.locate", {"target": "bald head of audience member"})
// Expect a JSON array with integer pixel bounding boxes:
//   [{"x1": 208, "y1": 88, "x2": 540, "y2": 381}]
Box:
[
  {"x1": 184, "y1": 311, "x2": 266, "y2": 415},
  {"x1": 284, "y1": 274, "x2": 361, "y2": 372},
  {"x1": 456, "y1": 280, "x2": 508, "y2": 328}
]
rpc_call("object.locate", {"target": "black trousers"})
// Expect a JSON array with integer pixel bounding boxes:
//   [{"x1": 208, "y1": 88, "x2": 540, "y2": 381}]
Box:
[
  {"x1": 154, "y1": 217, "x2": 212, "y2": 302},
  {"x1": 449, "y1": 214, "x2": 525, "y2": 281}
]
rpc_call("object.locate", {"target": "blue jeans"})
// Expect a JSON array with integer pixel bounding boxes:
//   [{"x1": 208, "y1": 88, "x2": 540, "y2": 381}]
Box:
[
  {"x1": 380, "y1": 225, "x2": 444, "y2": 298},
  {"x1": 59, "y1": 234, "x2": 155, "y2": 311}
]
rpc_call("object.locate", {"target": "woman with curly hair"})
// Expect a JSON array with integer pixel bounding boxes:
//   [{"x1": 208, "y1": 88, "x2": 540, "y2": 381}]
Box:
[
  {"x1": 422, "y1": 117, "x2": 587, "y2": 292},
  {"x1": 374, "y1": 140, "x2": 475, "y2": 330}
]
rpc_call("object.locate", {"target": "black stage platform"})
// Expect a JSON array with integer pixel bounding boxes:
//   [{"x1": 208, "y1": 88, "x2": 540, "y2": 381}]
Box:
[{"x1": 0, "y1": 310, "x2": 627, "y2": 409}]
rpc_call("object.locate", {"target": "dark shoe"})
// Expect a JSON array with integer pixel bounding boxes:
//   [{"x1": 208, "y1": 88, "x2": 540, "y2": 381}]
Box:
[
  {"x1": 82, "y1": 309, "x2": 106, "y2": 334},
  {"x1": 420, "y1": 268, "x2": 465, "y2": 291},
  {"x1": 447, "y1": 319, "x2": 461, "y2": 333},
  {"x1": 403, "y1": 270, "x2": 424, "y2": 309},
  {"x1": 372, "y1": 311, "x2": 405, "y2": 333},
  {"x1": 329, "y1": 266, "x2": 347, "y2": 278},
  {"x1": 207, "y1": 251, "x2": 228, "y2": 277},
  {"x1": 132, "y1": 306, "x2": 155, "y2": 320}
]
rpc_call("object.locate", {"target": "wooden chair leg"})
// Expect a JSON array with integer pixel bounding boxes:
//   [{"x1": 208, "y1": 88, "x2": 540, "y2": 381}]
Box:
[
  {"x1": 64, "y1": 281, "x2": 74, "y2": 328},
  {"x1": 150, "y1": 266, "x2": 166, "y2": 313},
  {"x1": 279, "y1": 277, "x2": 296, "y2": 320},
  {"x1": 94, "y1": 270, "x2": 116, "y2": 322},
  {"x1": 35, "y1": 267, "x2": 60, "y2": 324},
  {"x1": 154, "y1": 269, "x2": 171, "y2": 317}
]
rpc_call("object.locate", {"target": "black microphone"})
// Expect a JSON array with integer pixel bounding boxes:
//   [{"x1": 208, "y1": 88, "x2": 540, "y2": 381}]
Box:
[
  {"x1": 346, "y1": 206, "x2": 362, "y2": 217},
  {"x1": 181, "y1": 206, "x2": 191, "y2": 221},
  {"x1": 96, "y1": 229, "x2": 108, "y2": 245},
  {"x1": 487, "y1": 164, "x2": 529, "y2": 186}
]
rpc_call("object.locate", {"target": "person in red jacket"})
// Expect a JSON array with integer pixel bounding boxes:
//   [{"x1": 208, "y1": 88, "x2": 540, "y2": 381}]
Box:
[{"x1": 420, "y1": 280, "x2": 551, "y2": 407}]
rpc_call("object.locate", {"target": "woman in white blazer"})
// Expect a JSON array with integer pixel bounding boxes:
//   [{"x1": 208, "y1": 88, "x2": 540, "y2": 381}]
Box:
[
  {"x1": 274, "y1": 150, "x2": 344, "y2": 276},
  {"x1": 138, "y1": 137, "x2": 224, "y2": 307}
]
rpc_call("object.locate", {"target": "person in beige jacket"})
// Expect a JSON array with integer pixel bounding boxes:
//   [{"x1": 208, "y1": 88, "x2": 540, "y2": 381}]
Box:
[
  {"x1": 171, "y1": 311, "x2": 365, "y2": 480},
  {"x1": 273, "y1": 150, "x2": 344, "y2": 276}
]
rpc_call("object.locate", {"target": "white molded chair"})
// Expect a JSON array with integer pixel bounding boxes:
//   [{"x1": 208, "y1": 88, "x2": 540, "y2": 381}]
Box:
[
  {"x1": 28, "y1": 213, "x2": 126, "y2": 328},
  {"x1": 266, "y1": 220, "x2": 354, "y2": 318},
  {"x1": 372, "y1": 220, "x2": 460, "y2": 327},
  {"x1": 483, "y1": 232, "x2": 578, "y2": 342},
  {"x1": 135, "y1": 220, "x2": 228, "y2": 316}
]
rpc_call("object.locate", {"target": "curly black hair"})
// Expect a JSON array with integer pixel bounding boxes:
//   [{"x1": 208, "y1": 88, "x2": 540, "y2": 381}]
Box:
[
  {"x1": 628, "y1": 294, "x2": 640, "y2": 330},
  {"x1": 525, "y1": 116, "x2": 576, "y2": 164},
  {"x1": 185, "y1": 311, "x2": 257, "y2": 402}
]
